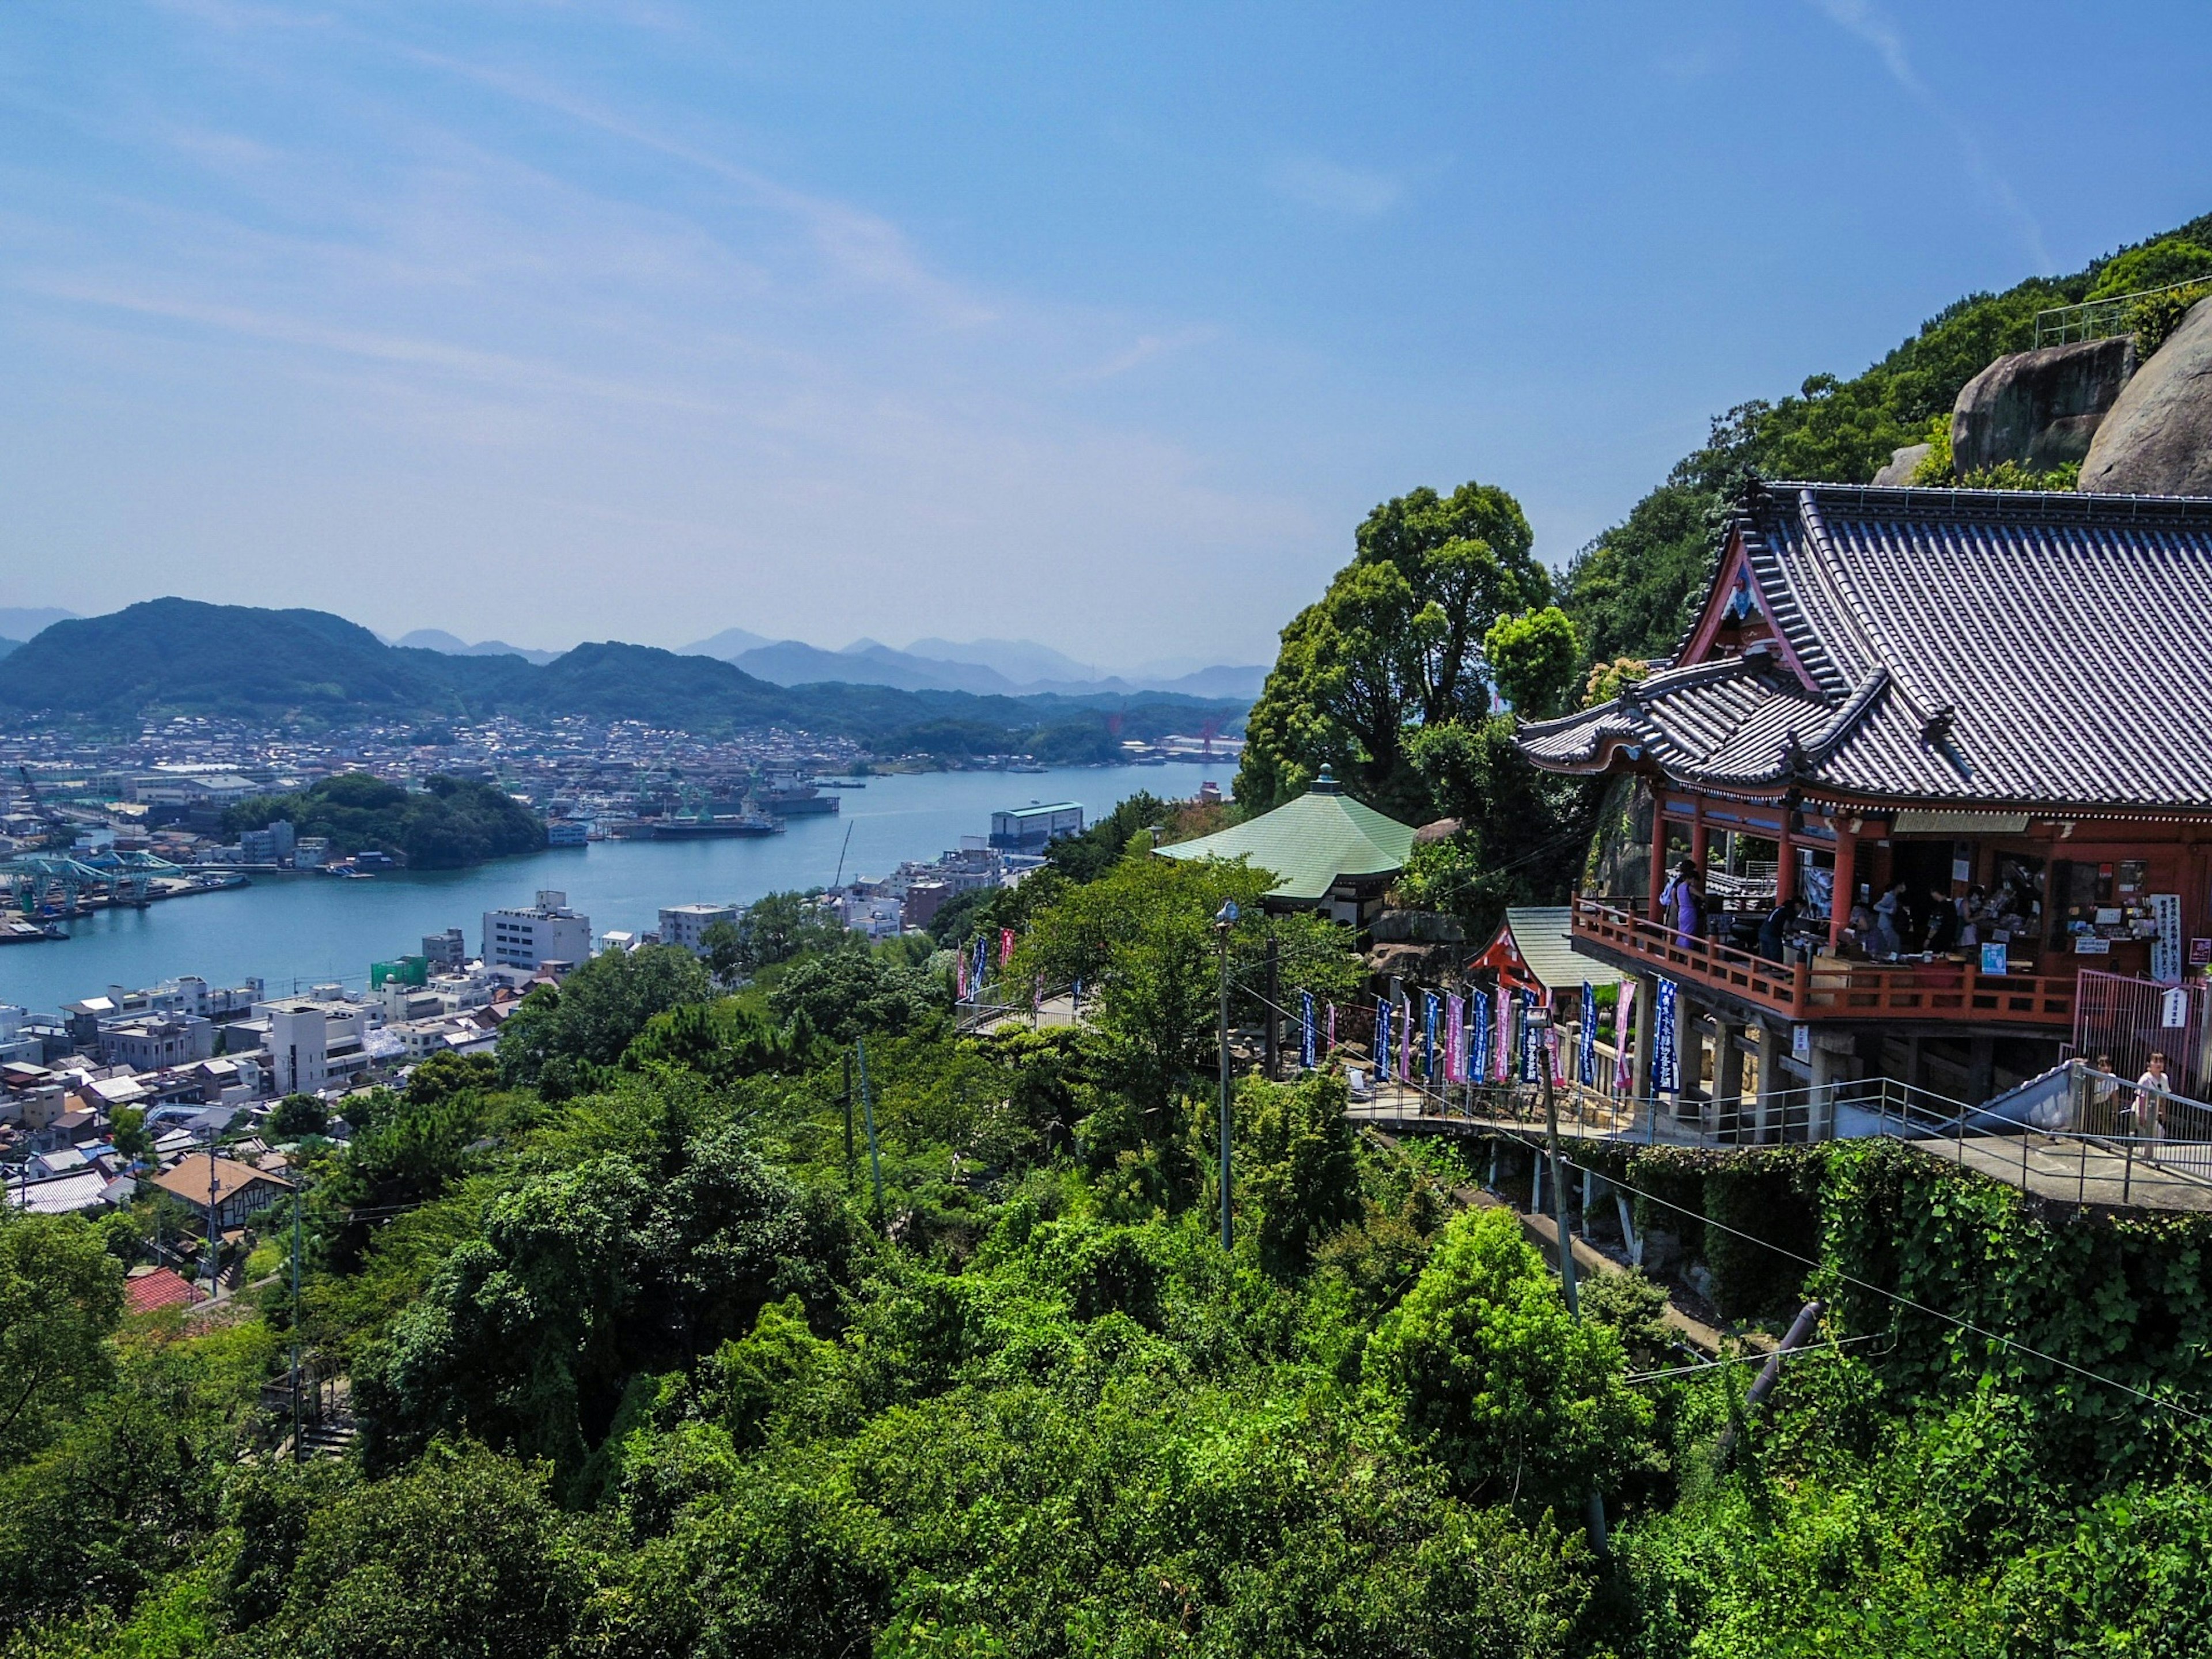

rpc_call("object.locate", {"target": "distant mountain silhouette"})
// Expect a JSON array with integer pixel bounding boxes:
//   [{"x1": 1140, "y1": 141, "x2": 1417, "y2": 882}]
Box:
[
  {"x1": 682, "y1": 628, "x2": 1266, "y2": 701},
  {"x1": 0, "y1": 599, "x2": 1247, "y2": 755},
  {"x1": 0, "y1": 607, "x2": 76, "y2": 642},
  {"x1": 395, "y1": 628, "x2": 558, "y2": 665}
]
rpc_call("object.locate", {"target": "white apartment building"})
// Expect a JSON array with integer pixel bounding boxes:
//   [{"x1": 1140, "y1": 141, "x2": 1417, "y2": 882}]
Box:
[
  {"x1": 263, "y1": 999, "x2": 371, "y2": 1096},
  {"x1": 482, "y1": 891, "x2": 593, "y2": 971},
  {"x1": 658, "y1": 903, "x2": 737, "y2": 956}
]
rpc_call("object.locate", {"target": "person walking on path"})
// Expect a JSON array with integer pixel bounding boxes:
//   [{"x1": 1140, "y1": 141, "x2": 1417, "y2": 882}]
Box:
[{"x1": 2134, "y1": 1051, "x2": 2172, "y2": 1161}]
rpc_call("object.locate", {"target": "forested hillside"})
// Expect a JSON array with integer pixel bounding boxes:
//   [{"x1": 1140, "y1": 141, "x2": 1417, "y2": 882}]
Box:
[
  {"x1": 11, "y1": 828, "x2": 2212, "y2": 1657},
  {"x1": 0, "y1": 598, "x2": 1242, "y2": 756}
]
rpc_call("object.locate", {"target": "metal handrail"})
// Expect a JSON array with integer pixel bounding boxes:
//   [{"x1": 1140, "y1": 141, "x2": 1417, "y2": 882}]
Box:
[{"x1": 2035, "y1": 276, "x2": 2212, "y2": 349}]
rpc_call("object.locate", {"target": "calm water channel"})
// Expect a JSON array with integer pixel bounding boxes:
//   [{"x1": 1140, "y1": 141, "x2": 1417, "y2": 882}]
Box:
[{"x1": 0, "y1": 763, "x2": 1228, "y2": 1015}]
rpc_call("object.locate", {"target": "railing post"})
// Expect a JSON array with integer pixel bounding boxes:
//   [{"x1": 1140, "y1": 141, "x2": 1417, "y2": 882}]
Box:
[{"x1": 2123, "y1": 1134, "x2": 2134, "y2": 1205}]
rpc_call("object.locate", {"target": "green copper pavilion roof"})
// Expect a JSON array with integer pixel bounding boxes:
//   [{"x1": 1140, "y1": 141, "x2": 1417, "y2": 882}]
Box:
[{"x1": 1156, "y1": 767, "x2": 1417, "y2": 903}]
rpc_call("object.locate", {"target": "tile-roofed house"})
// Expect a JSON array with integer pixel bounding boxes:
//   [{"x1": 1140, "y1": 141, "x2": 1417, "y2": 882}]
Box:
[
  {"x1": 148, "y1": 1152, "x2": 293, "y2": 1231},
  {"x1": 1472, "y1": 908, "x2": 1626, "y2": 1007},
  {"x1": 1517, "y1": 480, "x2": 2212, "y2": 1119},
  {"x1": 1154, "y1": 766, "x2": 1416, "y2": 927},
  {"x1": 122, "y1": 1266, "x2": 205, "y2": 1316}
]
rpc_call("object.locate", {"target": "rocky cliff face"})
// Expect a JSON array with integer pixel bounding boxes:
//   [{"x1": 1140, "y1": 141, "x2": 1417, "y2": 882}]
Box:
[
  {"x1": 2080, "y1": 297, "x2": 2212, "y2": 496},
  {"x1": 1949, "y1": 335, "x2": 2135, "y2": 474}
]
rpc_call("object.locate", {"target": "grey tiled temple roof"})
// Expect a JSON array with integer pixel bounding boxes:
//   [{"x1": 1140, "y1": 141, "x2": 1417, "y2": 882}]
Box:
[{"x1": 1518, "y1": 482, "x2": 2212, "y2": 811}]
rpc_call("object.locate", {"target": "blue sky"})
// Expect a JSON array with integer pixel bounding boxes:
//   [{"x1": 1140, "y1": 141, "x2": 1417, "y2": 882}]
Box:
[{"x1": 2, "y1": 2, "x2": 2206, "y2": 669}]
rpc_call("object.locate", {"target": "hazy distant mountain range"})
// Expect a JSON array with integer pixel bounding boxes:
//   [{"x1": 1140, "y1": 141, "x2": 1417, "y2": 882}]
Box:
[
  {"x1": 0, "y1": 608, "x2": 77, "y2": 643},
  {"x1": 677, "y1": 630, "x2": 1268, "y2": 701},
  {"x1": 393, "y1": 628, "x2": 560, "y2": 665},
  {"x1": 0, "y1": 600, "x2": 1248, "y2": 761}
]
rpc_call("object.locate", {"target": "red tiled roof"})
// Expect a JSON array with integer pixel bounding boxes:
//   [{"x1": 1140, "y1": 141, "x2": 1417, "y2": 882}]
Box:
[{"x1": 123, "y1": 1268, "x2": 204, "y2": 1315}]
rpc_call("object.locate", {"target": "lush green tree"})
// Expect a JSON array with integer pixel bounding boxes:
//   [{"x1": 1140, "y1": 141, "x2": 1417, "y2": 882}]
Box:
[
  {"x1": 234, "y1": 1441, "x2": 585, "y2": 1657},
  {"x1": 1044, "y1": 791, "x2": 1175, "y2": 884},
  {"x1": 109, "y1": 1105, "x2": 152, "y2": 1161},
  {"x1": 1014, "y1": 853, "x2": 1275, "y2": 1169},
  {"x1": 496, "y1": 944, "x2": 713, "y2": 1097},
  {"x1": 1237, "y1": 480, "x2": 1551, "y2": 819},
  {"x1": 698, "y1": 915, "x2": 745, "y2": 983},
  {"x1": 732, "y1": 889, "x2": 850, "y2": 974},
  {"x1": 0, "y1": 1209, "x2": 124, "y2": 1469},
  {"x1": 268, "y1": 1092, "x2": 328, "y2": 1138},
  {"x1": 358, "y1": 1120, "x2": 822, "y2": 1474},
  {"x1": 767, "y1": 950, "x2": 945, "y2": 1046},
  {"x1": 622, "y1": 997, "x2": 806, "y2": 1085},
  {"x1": 1483, "y1": 606, "x2": 1581, "y2": 721},
  {"x1": 1399, "y1": 716, "x2": 1594, "y2": 941},
  {"x1": 1363, "y1": 1207, "x2": 1656, "y2": 1514},
  {"x1": 1240, "y1": 1070, "x2": 1362, "y2": 1278},
  {"x1": 1559, "y1": 480, "x2": 1719, "y2": 670}
]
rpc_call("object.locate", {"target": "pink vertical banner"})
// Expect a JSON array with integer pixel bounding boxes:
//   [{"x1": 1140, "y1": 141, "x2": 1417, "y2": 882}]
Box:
[
  {"x1": 1445, "y1": 994, "x2": 1465, "y2": 1082},
  {"x1": 1401, "y1": 1001, "x2": 1415, "y2": 1082},
  {"x1": 998, "y1": 927, "x2": 1016, "y2": 965},
  {"x1": 1327, "y1": 1002, "x2": 1336, "y2": 1054},
  {"x1": 1547, "y1": 1027, "x2": 1565, "y2": 1086},
  {"x1": 1494, "y1": 991, "x2": 1512, "y2": 1082}
]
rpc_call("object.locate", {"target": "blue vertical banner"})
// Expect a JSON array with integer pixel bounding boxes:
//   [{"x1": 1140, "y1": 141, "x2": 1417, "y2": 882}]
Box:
[
  {"x1": 1300, "y1": 991, "x2": 1316, "y2": 1070},
  {"x1": 1423, "y1": 992, "x2": 1440, "y2": 1082},
  {"x1": 1654, "y1": 978, "x2": 1681, "y2": 1094},
  {"x1": 1518, "y1": 992, "x2": 1542, "y2": 1082},
  {"x1": 1578, "y1": 982, "x2": 1597, "y2": 1085},
  {"x1": 1471, "y1": 989, "x2": 1492, "y2": 1085},
  {"x1": 1374, "y1": 996, "x2": 1392, "y2": 1081}
]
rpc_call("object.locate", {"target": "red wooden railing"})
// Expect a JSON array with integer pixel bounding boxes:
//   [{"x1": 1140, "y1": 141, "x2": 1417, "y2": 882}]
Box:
[{"x1": 1569, "y1": 897, "x2": 2077, "y2": 1028}]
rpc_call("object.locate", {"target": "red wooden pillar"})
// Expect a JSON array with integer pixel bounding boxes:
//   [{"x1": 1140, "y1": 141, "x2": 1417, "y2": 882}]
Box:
[
  {"x1": 1777, "y1": 812, "x2": 1797, "y2": 904},
  {"x1": 1830, "y1": 831, "x2": 1857, "y2": 950},
  {"x1": 1648, "y1": 818, "x2": 1670, "y2": 923}
]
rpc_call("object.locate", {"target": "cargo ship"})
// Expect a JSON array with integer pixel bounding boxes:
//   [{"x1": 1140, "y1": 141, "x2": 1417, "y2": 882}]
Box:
[{"x1": 760, "y1": 781, "x2": 839, "y2": 816}]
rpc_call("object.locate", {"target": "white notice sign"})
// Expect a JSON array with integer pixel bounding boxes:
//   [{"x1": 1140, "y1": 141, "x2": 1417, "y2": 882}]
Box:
[
  {"x1": 2163, "y1": 987, "x2": 2191, "y2": 1029},
  {"x1": 2153, "y1": 893, "x2": 2184, "y2": 984}
]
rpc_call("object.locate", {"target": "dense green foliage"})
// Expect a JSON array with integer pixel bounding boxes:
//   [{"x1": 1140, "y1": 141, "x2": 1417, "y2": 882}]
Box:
[
  {"x1": 0, "y1": 598, "x2": 1245, "y2": 751},
  {"x1": 225, "y1": 771, "x2": 546, "y2": 869},
  {"x1": 14, "y1": 831, "x2": 2212, "y2": 1655},
  {"x1": 497, "y1": 944, "x2": 714, "y2": 1098}
]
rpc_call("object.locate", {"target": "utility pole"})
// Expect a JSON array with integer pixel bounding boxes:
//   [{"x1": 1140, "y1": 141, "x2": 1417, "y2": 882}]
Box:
[
  {"x1": 203, "y1": 1130, "x2": 221, "y2": 1301},
  {"x1": 1215, "y1": 899, "x2": 1239, "y2": 1252},
  {"x1": 1533, "y1": 1005, "x2": 1608, "y2": 1555},
  {"x1": 855, "y1": 1038, "x2": 885, "y2": 1224},
  {"x1": 1263, "y1": 930, "x2": 1280, "y2": 1081},
  {"x1": 842, "y1": 1050, "x2": 856, "y2": 1191},
  {"x1": 290, "y1": 1183, "x2": 304, "y2": 1463}
]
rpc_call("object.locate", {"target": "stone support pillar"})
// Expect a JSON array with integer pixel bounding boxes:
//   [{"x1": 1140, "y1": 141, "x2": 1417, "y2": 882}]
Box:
[{"x1": 1715, "y1": 1018, "x2": 1747, "y2": 1142}]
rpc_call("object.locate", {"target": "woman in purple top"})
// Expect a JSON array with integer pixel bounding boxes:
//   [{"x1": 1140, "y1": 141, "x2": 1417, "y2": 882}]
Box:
[{"x1": 1661, "y1": 858, "x2": 1703, "y2": 949}]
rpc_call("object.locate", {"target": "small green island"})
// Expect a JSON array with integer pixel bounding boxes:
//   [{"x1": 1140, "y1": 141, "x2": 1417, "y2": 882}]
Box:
[{"x1": 225, "y1": 772, "x2": 546, "y2": 870}]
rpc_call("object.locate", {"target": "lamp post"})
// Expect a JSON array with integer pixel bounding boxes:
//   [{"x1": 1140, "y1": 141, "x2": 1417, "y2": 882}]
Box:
[
  {"x1": 1215, "y1": 898, "x2": 1239, "y2": 1252},
  {"x1": 1531, "y1": 1004, "x2": 1609, "y2": 1554}
]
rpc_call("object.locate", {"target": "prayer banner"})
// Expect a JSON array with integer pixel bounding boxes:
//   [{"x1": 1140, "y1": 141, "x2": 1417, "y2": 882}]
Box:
[
  {"x1": 1300, "y1": 991, "x2": 1316, "y2": 1070},
  {"x1": 1578, "y1": 983, "x2": 1597, "y2": 1086},
  {"x1": 1654, "y1": 978, "x2": 1680, "y2": 1094}
]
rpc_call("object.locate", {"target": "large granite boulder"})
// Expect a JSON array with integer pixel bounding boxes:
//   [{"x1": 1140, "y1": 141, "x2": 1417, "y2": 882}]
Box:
[
  {"x1": 2080, "y1": 296, "x2": 2212, "y2": 495},
  {"x1": 1872, "y1": 443, "x2": 1931, "y2": 486},
  {"x1": 1950, "y1": 335, "x2": 2134, "y2": 474}
]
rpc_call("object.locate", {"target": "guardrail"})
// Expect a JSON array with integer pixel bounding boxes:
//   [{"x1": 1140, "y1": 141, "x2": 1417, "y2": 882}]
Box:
[
  {"x1": 1348, "y1": 1062, "x2": 2212, "y2": 1210},
  {"x1": 2035, "y1": 277, "x2": 2212, "y2": 349},
  {"x1": 1570, "y1": 898, "x2": 2077, "y2": 1029}
]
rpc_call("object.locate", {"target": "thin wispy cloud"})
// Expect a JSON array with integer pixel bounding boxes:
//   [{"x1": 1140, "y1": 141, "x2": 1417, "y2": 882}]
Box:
[
  {"x1": 1808, "y1": 0, "x2": 2052, "y2": 270},
  {"x1": 1266, "y1": 154, "x2": 1404, "y2": 218}
]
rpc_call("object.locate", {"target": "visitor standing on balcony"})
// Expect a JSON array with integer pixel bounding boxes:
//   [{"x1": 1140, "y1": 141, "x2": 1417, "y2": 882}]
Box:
[
  {"x1": 1870, "y1": 880, "x2": 1908, "y2": 959},
  {"x1": 1924, "y1": 885, "x2": 1961, "y2": 955},
  {"x1": 1661, "y1": 859, "x2": 1703, "y2": 948},
  {"x1": 1758, "y1": 896, "x2": 1802, "y2": 962},
  {"x1": 1957, "y1": 884, "x2": 1989, "y2": 950}
]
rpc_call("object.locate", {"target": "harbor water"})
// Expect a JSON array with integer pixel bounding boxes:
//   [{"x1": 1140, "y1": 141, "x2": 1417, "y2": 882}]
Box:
[{"x1": 0, "y1": 763, "x2": 1227, "y2": 1014}]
